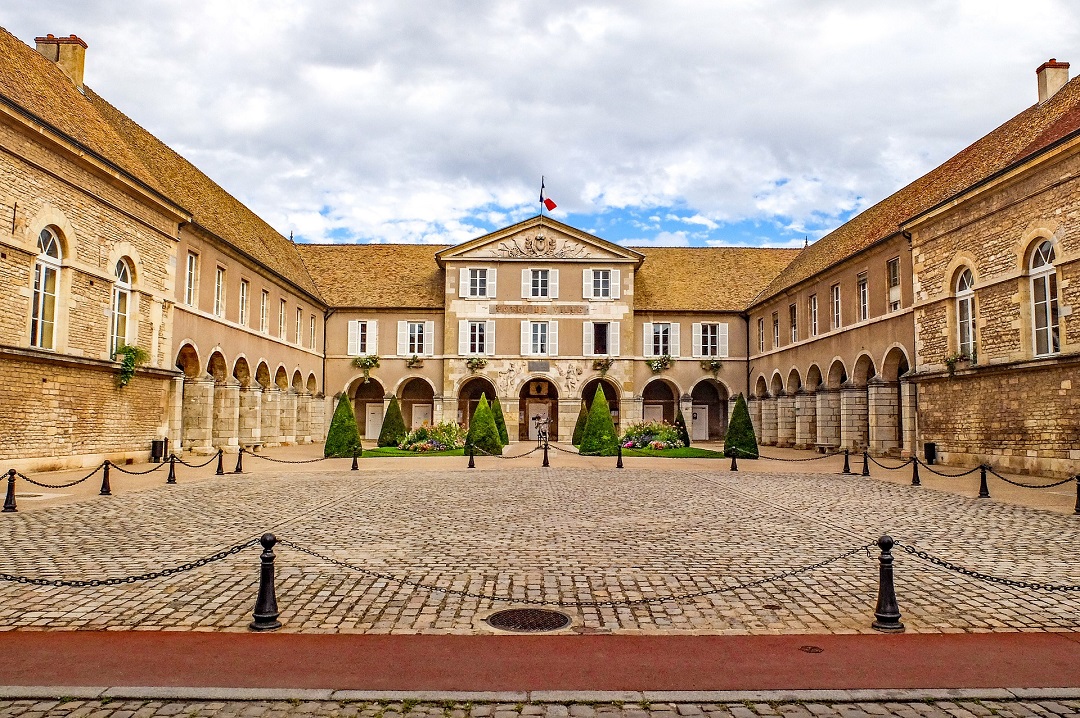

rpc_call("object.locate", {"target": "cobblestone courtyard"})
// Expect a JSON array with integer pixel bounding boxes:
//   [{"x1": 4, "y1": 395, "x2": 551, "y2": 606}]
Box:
[{"x1": 2, "y1": 464, "x2": 1079, "y2": 634}]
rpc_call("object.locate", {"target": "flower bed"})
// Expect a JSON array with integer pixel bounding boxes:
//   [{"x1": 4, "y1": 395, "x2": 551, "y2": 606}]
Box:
[
  {"x1": 620, "y1": 420, "x2": 684, "y2": 450},
  {"x1": 398, "y1": 421, "x2": 467, "y2": 452}
]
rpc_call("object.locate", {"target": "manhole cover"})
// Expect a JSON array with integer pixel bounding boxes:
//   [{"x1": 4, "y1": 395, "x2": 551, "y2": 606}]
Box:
[
  {"x1": 799, "y1": 645, "x2": 824, "y2": 654},
  {"x1": 486, "y1": 608, "x2": 571, "y2": 632}
]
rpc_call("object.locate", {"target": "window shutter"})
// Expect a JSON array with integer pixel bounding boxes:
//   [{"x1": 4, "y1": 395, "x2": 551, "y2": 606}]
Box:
[
  {"x1": 485, "y1": 319, "x2": 496, "y2": 356},
  {"x1": 459, "y1": 268, "x2": 469, "y2": 298},
  {"x1": 424, "y1": 320, "x2": 435, "y2": 356},
  {"x1": 692, "y1": 323, "x2": 702, "y2": 358},
  {"x1": 369, "y1": 321, "x2": 378, "y2": 355},
  {"x1": 718, "y1": 323, "x2": 729, "y2": 357},
  {"x1": 348, "y1": 320, "x2": 359, "y2": 356},
  {"x1": 583, "y1": 321, "x2": 594, "y2": 357},
  {"x1": 488, "y1": 268, "x2": 497, "y2": 298},
  {"x1": 521, "y1": 269, "x2": 531, "y2": 298},
  {"x1": 611, "y1": 269, "x2": 621, "y2": 299},
  {"x1": 549, "y1": 269, "x2": 559, "y2": 299},
  {"x1": 548, "y1": 320, "x2": 558, "y2": 356},
  {"x1": 670, "y1": 323, "x2": 680, "y2": 357},
  {"x1": 521, "y1": 320, "x2": 531, "y2": 355},
  {"x1": 459, "y1": 320, "x2": 469, "y2": 355},
  {"x1": 610, "y1": 321, "x2": 620, "y2": 356},
  {"x1": 583, "y1": 269, "x2": 592, "y2": 299},
  {"x1": 643, "y1": 322, "x2": 653, "y2": 357},
  {"x1": 397, "y1": 321, "x2": 408, "y2": 356}
]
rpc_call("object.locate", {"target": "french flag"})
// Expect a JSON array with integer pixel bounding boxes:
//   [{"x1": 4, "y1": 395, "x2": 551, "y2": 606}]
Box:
[{"x1": 540, "y1": 177, "x2": 557, "y2": 211}]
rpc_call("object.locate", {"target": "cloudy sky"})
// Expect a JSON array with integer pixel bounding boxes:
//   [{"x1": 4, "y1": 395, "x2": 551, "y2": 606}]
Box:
[{"x1": 7, "y1": 2, "x2": 1080, "y2": 247}]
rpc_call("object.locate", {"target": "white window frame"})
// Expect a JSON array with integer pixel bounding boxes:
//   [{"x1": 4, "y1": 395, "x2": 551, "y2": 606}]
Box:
[
  {"x1": 583, "y1": 320, "x2": 619, "y2": 356},
  {"x1": 757, "y1": 317, "x2": 764, "y2": 353},
  {"x1": 460, "y1": 267, "x2": 496, "y2": 299},
  {"x1": 531, "y1": 321, "x2": 548, "y2": 355},
  {"x1": 259, "y1": 290, "x2": 269, "y2": 333},
  {"x1": 239, "y1": 280, "x2": 250, "y2": 327},
  {"x1": 31, "y1": 229, "x2": 62, "y2": 351},
  {"x1": 693, "y1": 322, "x2": 727, "y2": 358},
  {"x1": 111, "y1": 258, "x2": 132, "y2": 354},
  {"x1": 347, "y1": 320, "x2": 378, "y2": 356},
  {"x1": 647, "y1": 322, "x2": 673, "y2": 357},
  {"x1": 772, "y1": 313, "x2": 779, "y2": 349},
  {"x1": 531, "y1": 269, "x2": 549, "y2": 298},
  {"x1": 214, "y1": 267, "x2": 226, "y2": 318},
  {"x1": 1030, "y1": 240, "x2": 1059, "y2": 356},
  {"x1": 521, "y1": 320, "x2": 558, "y2": 356},
  {"x1": 789, "y1": 303, "x2": 797, "y2": 343},
  {"x1": 887, "y1": 257, "x2": 901, "y2": 312},
  {"x1": 857, "y1": 272, "x2": 869, "y2": 322},
  {"x1": 184, "y1": 252, "x2": 198, "y2": 306},
  {"x1": 831, "y1": 284, "x2": 842, "y2": 330},
  {"x1": 295, "y1": 307, "x2": 302, "y2": 345},
  {"x1": 809, "y1": 294, "x2": 818, "y2": 336},
  {"x1": 400, "y1": 320, "x2": 435, "y2": 356},
  {"x1": 309, "y1": 315, "x2": 316, "y2": 349},
  {"x1": 956, "y1": 269, "x2": 976, "y2": 360},
  {"x1": 278, "y1": 299, "x2": 286, "y2": 338}
]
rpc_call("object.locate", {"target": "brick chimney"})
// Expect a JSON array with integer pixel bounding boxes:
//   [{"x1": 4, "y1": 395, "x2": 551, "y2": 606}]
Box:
[
  {"x1": 1036, "y1": 58, "x2": 1069, "y2": 104},
  {"x1": 34, "y1": 34, "x2": 87, "y2": 91}
]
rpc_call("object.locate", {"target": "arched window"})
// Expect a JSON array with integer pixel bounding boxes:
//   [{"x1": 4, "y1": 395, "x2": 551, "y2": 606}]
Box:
[
  {"x1": 956, "y1": 269, "x2": 975, "y2": 359},
  {"x1": 1030, "y1": 240, "x2": 1059, "y2": 356},
  {"x1": 30, "y1": 228, "x2": 62, "y2": 349},
  {"x1": 111, "y1": 258, "x2": 132, "y2": 353}
]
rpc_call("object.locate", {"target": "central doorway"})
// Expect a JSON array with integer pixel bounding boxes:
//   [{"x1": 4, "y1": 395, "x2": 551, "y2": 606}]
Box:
[
  {"x1": 352, "y1": 378, "x2": 386, "y2": 440},
  {"x1": 400, "y1": 377, "x2": 435, "y2": 430},
  {"x1": 518, "y1": 378, "x2": 559, "y2": 442}
]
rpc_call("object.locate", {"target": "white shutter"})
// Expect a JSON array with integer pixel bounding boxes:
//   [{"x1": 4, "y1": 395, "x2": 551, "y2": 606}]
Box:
[
  {"x1": 583, "y1": 321, "x2": 594, "y2": 357},
  {"x1": 521, "y1": 320, "x2": 531, "y2": 355},
  {"x1": 347, "y1": 320, "x2": 359, "y2": 356},
  {"x1": 549, "y1": 269, "x2": 559, "y2": 299},
  {"x1": 521, "y1": 269, "x2": 531, "y2": 298},
  {"x1": 397, "y1": 321, "x2": 408, "y2": 356},
  {"x1": 611, "y1": 269, "x2": 621, "y2": 299},
  {"x1": 583, "y1": 269, "x2": 592, "y2": 299},
  {"x1": 459, "y1": 268, "x2": 469, "y2": 298},
  {"x1": 692, "y1": 323, "x2": 702, "y2": 359},
  {"x1": 424, "y1": 320, "x2": 435, "y2": 356},
  {"x1": 485, "y1": 319, "x2": 496, "y2": 356},
  {"x1": 459, "y1": 320, "x2": 469, "y2": 355},
  {"x1": 718, "y1": 323, "x2": 729, "y2": 357},
  {"x1": 610, "y1": 321, "x2": 620, "y2": 356},
  {"x1": 670, "y1": 322, "x2": 680, "y2": 357},
  {"x1": 487, "y1": 268, "x2": 497, "y2": 298},
  {"x1": 369, "y1": 321, "x2": 378, "y2": 355},
  {"x1": 548, "y1": 320, "x2": 558, "y2": 356},
  {"x1": 643, "y1": 322, "x2": 654, "y2": 357}
]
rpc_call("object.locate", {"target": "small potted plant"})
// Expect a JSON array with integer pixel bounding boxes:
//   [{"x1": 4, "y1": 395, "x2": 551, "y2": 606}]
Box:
[
  {"x1": 592, "y1": 357, "x2": 615, "y2": 376},
  {"x1": 700, "y1": 358, "x2": 723, "y2": 377},
  {"x1": 465, "y1": 356, "x2": 488, "y2": 373},
  {"x1": 352, "y1": 354, "x2": 380, "y2": 383},
  {"x1": 405, "y1": 355, "x2": 424, "y2": 369},
  {"x1": 647, "y1": 354, "x2": 673, "y2": 374}
]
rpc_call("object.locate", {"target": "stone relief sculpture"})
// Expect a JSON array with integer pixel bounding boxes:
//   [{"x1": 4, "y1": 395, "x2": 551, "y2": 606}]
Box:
[{"x1": 491, "y1": 234, "x2": 591, "y2": 259}]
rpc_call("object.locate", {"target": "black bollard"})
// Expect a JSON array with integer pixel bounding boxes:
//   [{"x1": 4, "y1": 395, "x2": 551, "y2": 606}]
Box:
[
  {"x1": 1074, "y1": 476, "x2": 1080, "y2": 516},
  {"x1": 234, "y1": 447, "x2": 244, "y2": 474},
  {"x1": 167, "y1": 455, "x2": 177, "y2": 484},
  {"x1": 871, "y1": 534, "x2": 905, "y2": 633},
  {"x1": 616, "y1": 444, "x2": 623, "y2": 469},
  {"x1": 542, "y1": 441, "x2": 550, "y2": 467},
  {"x1": 215, "y1": 449, "x2": 224, "y2": 476},
  {"x1": 351, "y1": 451, "x2": 359, "y2": 471},
  {"x1": 468, "y1": 444, "x2": 475, "y2": 469},
  {"x1": 3, "y1": 469, "x2": 16, "y2": 513},
  {"x1": 978, "y1": 465, "x2": 990, "y2": 498},
  {"x1": 842, "y1": 449, "x2": 852, "y2": 475},
  {"x1": 861, "y1": 450, "x2": 871, "y2": 477},
  {"x1": 249, "y1": 533, "x2": 282, "y2": 631},
  {"x1": 99, "y1": 460, "x2": 112, "y2": 496},
  {"x1": 911, "y1": 458, "x2": 921, "y2": 487},
  {"x1": 729, "y1": 451, "x2": 738, "y2": 472}
]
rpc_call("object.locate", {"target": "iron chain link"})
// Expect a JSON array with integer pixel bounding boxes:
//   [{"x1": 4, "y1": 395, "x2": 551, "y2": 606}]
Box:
[
  {"x1": 14, "y1": 467, "x2": 101, "y2": 489},
  {"x1": 173, "y1": 452, "x2": 221, "y2": 468},
  {"x1": 982, "y1": 467, "x2": 1076, "y2": 490},
  {"x1": 474, "y1": 446, "x2": 541, "y2": 459},
  {"x1": 243, "y1": 452, "x2": 330, "y2": 464},
  {"x1": 867, "y1": 454, "x2": 915, "y2": 470},
  {"x1": 730, "y1": 447, "x2": 844, "y2": 462},
  {"x1": 897, "y1": 542, "x2": 1080, "y2": 592},
  {"x1": 109, "y1": 462, "x2": 167, "y2": 476}
]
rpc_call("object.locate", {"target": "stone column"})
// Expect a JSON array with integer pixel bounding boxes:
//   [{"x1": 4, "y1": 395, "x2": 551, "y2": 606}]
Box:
[
  {"x1": 868, "y1": 378, "x2": 900, "y2": 455},
  {"x1": 182, "y1": 376, "x2": 215, "y2": 454},
  {"x1": 794, "y1": 390, "x2": 817, "y2": 449},
  {"x1": 900, "y1": 380, "x2": 917, "y2": 458},
  {"x1": 212, "y1": 379, "x2": 241, "y2": 452},
  {"x1": 309, "y1": 396, "x2": 327, "y2": 442},
  {"x1": 166, "y1": 376, "x2": 185, "y2": 455},
  {"x1": 260, "y1": 386, "x2": 281, "y2": 447},
  {"x1": 296, "y1": 393, "x2": 312, "y2": 444},
  {"x1": 279, "y1": 391, "x2": 297, "y2": 445},
  {"x1": 815, "y1": 389, "x2": 840, "y2": 449},
  {"x1": 840, "y1": 383, "x2": 868, "y2": 451},
  {"x1": 747, "y1": 397, "x2": 762, "y2": 442},
  {"x1": 760, "y1": 396, "x2": 778, "y2": 445},
  {"x1": 776, "y1": 392, "x2": 795, "y2": 447},
  {"x1": 238, "y1": 385, "x2": 263, "y2": 448}
]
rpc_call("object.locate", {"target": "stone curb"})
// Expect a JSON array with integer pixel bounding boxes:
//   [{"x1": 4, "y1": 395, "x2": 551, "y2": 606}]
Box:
[{"x1": 3, "y1": 686, "x2": 1080, "y2": 702}]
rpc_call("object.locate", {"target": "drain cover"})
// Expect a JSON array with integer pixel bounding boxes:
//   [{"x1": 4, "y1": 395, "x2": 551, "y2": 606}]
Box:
[
  {"x1": 486, "y1": 608, "x2": 571, "y2": 632},
  {"x1": 799, "y1": 645, "x2": 824, "y2": 654}
]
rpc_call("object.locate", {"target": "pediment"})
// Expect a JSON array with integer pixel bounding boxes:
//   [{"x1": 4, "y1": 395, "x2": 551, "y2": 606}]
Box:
[{"x1": 436, "y1": 215, "x2": 644, "y2": 265}]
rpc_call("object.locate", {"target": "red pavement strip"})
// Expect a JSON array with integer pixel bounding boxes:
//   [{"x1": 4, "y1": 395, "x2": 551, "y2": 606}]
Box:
[{"x1": 2, "y1": 632, "x2": 1080, "y2": 690}]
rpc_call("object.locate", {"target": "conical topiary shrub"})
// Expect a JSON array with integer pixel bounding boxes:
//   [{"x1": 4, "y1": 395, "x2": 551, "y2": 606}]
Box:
[
  {"x1": 674, "y1": 407, "x2": 691, "y2": 447},
  {"x1": 377, "y1": 396, "x2": 407, "y2": 447},
  {"x1": 571, "y1": 401, "x2": 588, "y2": 446},
  {"x1": 724, "y1": 392, "x2": 758, "y2": 459},
  {"x1": 466, "y1": 395, "x2": 502, "y2": 455},
  {"x1": 579, "y1": 385, "x2": 619, "y2": 456},
  {"x1": 491, "y1": 395, "x2": 510, "y2": 446},
  {"x1": 324, "y1": 394, "x2": 362, "y2": 458}
]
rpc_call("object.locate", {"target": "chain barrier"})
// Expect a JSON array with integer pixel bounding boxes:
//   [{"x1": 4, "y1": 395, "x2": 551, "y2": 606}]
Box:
[
  {"x1": 982, "y1": 466, "x2": 1076, "y2": 490},
  {"x1": 109, "y1": 461, "x2": 167, "y2": 476},
  {"x1": 548, "y1": 444, "x2": 605, "y2": 457},
  {"x1": 0, "y1": 536, "x2": 260, "y2": 587},
  {"x1": 916, "y1": 461, "x2": 983, "y2": 478},
  {"x1": 14, "y1": 466, "x2": 101, "y2": 489},
  {"x1": 896, "y1": 542, "x2": 1080, "y2": 592},
  {"x1": 474, "y1": 445, "x2": 542, "y2": 459},
  {"x1": 242, "y1": 451, "x2": 330, "y2": 465},
  {"x1": 278, "y1": 538, "x2": 873, "y2": 607},
  {"x1": 173, "y1": 451, "x2": 221, "y2": 468},
  {"x1": 730, "y1": 447, "x2": 843, "y2": 462},
  {"x1": 866, "y1": 454, "x2": 915, "y2": 470}
]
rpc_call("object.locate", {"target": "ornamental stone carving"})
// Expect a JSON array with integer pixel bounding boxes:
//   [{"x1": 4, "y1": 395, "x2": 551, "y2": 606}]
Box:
[{"x1": 491, "y1": 234, "x2": 591, "y2": 259}]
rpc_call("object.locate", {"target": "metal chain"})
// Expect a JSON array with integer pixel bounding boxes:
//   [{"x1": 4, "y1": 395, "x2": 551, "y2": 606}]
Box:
[
  {"x1": 109, "y1": 462, "x2": 167, "y2": 476},
  {"x1": 278, "y1": 539, "x2": 873, "y2": 607},
  {"x1": 243, "y1": 452, "x2": 329, "y2": 464},
  {"x1": 0, "y1": 537, "x2": 260, "y2": 587},
  {"x1": 550, "y1": 444, "x2": 601, "y2": 456},
  {"x1": 473, "y1": 446, "x2": 541, "y2": 459},
  {"x1": 14, "y1": 467, "x2": 101, "y2": 489},
  {"x1": 917, "y1": 462, "x2": 983, "y2": 478},
  {"x1": 173, "y1": 452, "x2": 221, "y2": 468},
  {"x1": 982, "y1": 467, "x2": 1076, "y2": 489},
  {"x1": 730, "y1": 447, "x2": 843, "y2": 462},
  {"x1": 897, "y1": 542, "x2": 1080, "y2": 592},
  {"x1": 867, "y1": 454, "x2": 915, "y2": 470}
]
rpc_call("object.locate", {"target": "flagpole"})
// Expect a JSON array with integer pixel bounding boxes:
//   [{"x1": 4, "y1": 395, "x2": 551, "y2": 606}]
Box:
[{"x1": 540, "y1": 176, "x2": 545, "y2": 221}]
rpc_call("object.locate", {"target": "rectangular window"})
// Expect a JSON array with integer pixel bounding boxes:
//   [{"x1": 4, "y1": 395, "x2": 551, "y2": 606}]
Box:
[
  {"x1": 652, "y1": 322, "x2": 671, "y2": 356},
  {"x1": 857, "y1": 272, "x2": 869, "y2": 322},
  {"x1": 239, "y1": 280, "x2": 250, "y2": 326},
  {"x1": 772, "y1": 312, "x2": 779, "y2": 349},
  {"x1": 757, "y1": 317, "x2": 764, "y2": 353},
  {"x1": 531, "y1": 269, "x2": 550, "y2": 298},
  {"x1": 809, "y1": 294, "x2": 818, "y2": 336},
  {"x1": 700, "y1": 323, "x2": 719, "y2": 357},
  {"x1": 260, "y1": 291, "x2": 269, "y2": 333},
  {"x1": 469, "y1": 268, "x2": 488, "y2": 297},
  {"x1": 309, "y1": 315, "x2": 316, "y2": 349},
  {"x1": 789, "y1": 303, "x2": 798, "y2": 343},
  {"x1": 184, "y1": 252, "x2": 198, "y2": 306},
  {"x1": 592, "y1": 322, "x2": 609, "y2": 355},
  {"x1": 31, "y1": 261, "x2": 58, "y2": 349},
  {"x1": 469, "y1": 320, "x2": 487, "y2": 354},
  {"x1": 348, "y1": 320, "x2": 369, "y2": 355},
  {"x1": 278, "y1": 299, "x2": 286, "y2": 338},
  {"x1": 408, "y1": 321, "x2": 425, "y2": 354},
  {"x1": 831, "y1": 284, "x2": 842, "y2": 329},
  {"x1": 887, "y1": 257, "x2": 901, "y2": 312},
  {"x1": 214, "y1": 267, "x2": 226, "y2": 318},
  {"x1": 111, "y1": 285, "x2": 129, "y2": 353},
  {"x1": 593, "y1": 269, "x2": 611, "y2": 298},
  {"x1": 531, "y1": 321, "x2": 548, "y2": 355},
  {"x1": 295, "y1": 307, "x2": 302, "y2": 344},
  {"x1": 958, "y1": 295, "x2": 975, "y2": 359}
]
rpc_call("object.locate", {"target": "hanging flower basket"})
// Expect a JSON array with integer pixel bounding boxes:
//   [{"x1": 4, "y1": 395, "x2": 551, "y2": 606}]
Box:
[
  {"x1": 466, "y1": 356, "x2": 488, "y2": 373},
  {"x1": 700, "y1": 359, "x2": 723, "y2": 377},
  {"x1": 592, "y1": 357, "x2": 615, "y2": 376},
  {"x1": 352, "y1": 355, "x2": 380, "y2": 383},
  {"x1": 647, "y1": 354, "x2": 673, "y2": 374}
]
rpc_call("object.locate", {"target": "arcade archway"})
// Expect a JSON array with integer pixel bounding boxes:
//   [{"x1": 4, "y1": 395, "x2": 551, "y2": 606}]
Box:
[
  {"x1": 352, "y1": 378, "x2": 386, "y2": 439},
  {"x1": 458, "y1": 377, "x2": 498, "y2": 428},
  {"x1": 581, "y1": 378, "x2": 620, "y2": 431},
  {"x1": 642, "y1": 379, "x2": 678, "y2": 424},
  {"x1": 519, "y1": 378, "x2": 559, "y2": 441},
  {"x1": 690, "y1": 379, "x2": 729, "y2": 440},
  {"x1": 400, "y1": 377, "x2": 435, "y2": 430}
]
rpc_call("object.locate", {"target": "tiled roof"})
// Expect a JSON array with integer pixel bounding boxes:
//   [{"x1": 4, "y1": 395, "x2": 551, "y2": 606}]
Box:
[
  {"x1": 753, "y1": 75, "x2": 1080, "y2": 306},
  {"x1": 297, "y1": 243, "x2": 449, "y2": 308},
  {"x1": 634, "y1": 247, "x2": 800, "y2": 312}
]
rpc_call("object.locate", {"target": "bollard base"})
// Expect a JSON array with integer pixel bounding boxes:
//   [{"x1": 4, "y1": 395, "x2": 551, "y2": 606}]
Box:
[
  {"x1": 248, "y1": 617, "x2": 282, "y2": 632},
  {"x1": 871, "y1": 617, "x2": 906, "y2": 633}
]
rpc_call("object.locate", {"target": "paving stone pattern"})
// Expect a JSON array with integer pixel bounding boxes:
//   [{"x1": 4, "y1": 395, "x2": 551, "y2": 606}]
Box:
[{"x1": 1, "y1": 468, "x2": 1078, "y2": 633}]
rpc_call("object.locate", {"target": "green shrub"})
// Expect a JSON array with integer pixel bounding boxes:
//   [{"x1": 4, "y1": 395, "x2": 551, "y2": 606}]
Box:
[
  {"x1": 724, "y1": 392, "x2": 759, "y2": 459},
  {"x1": 620, "y1": 420, "x2": 683, "y2": 450},
  {"x1": 399, "y1": 421, "x2": 466, "y2": 452},
  {"x1": 377, "y1": 396, "x2": 408, "y2": 447},
  {"x1": 579, "y1": 385, "x2": 619, "y2": 456},
  {"x1": 491, "y1": 395, "x2": 510, "y2": 445},
  {"x1": 571, "y1": 402, "x2": 588, "y2": 446},
  {"x1": 674, "y1": 408, "x2": 691, "y2": 447},
  {"x1": 466, "y1": 395, "x2": 502, "y2": 455},
  {"x1": 324, "y1": 394, "x2": 362, "y2": 458}
]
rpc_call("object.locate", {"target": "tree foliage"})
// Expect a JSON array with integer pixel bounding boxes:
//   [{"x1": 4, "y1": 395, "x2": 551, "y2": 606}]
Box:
[
  {"x1": 377, "y1": 396, "x2": 407, "y2": 447},
  {"x1": 324, "y1": 394, "x2": 362, "y2": 457},
  {"x1": 571, "y1": 402, "x2": 588, "y2": 446},
  {"x1": 674, "y1": 407, "x2": 691, "y2": 447},
  {"x1": 580, "y1": 385, "x2": 619, "y2": 456},
  {"x1": 724, "y1": 393, "x2": 759, "y2": 459},
  {"x1": 490, "y1": 395, "x2": 510, "y2": 446},
  {"x1": 466, "y1": 395, "x2": 503, "y2": 455}
]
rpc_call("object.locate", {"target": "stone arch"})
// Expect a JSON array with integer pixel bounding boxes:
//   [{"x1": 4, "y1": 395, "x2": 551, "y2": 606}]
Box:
[
  {"x1": 805, "y1": 364, "x2": 823, "y2": 392},
  {"x1": 255, "y1": 362, "x2": 271, "y2": 388},
  {"x1": 754, "y1": 375, "x2": 768, "y2": 398},
  {"x1": 291, "y1": 370, "x2": 304, "y2": 392},
  {"x1": 881, "y1": 346, "x2": 911, "y2": 382},
  {"x1": 275, "y1": 366, "x2": 289, "y2": 390},
  {"x1": 642, "y1": 377, "x2": 679, "y2": 424},
  {"x1": 207, "y1": 351, "x2": 228, "y2": 383},
  {"x1": 458, "y1": 376, "x2": 498, "y2": 428},
  {"x1": 306, "y1": 373, "x2": 318, "y2": 394},
  {"x1": 1016, "y1": 222, "x2": 1064, "y2": 271},
  {"x1": 175, "y1": 343, "x2": 201, "y2": 378},
  {"x1": 25, "y1": 203, "x2": 76, "y2": 257},
  {"x1": 690, "y1": 378, "x2": 729, "y2": 440},
  {"x1": 350, "y1": 377, "x2": 387, "y2": 439},
  {"x1": 770, "y1": 371, "x2": 784, "y2": 397},
  {"x1": 786, "y1": 367, "x2": 802, "y2": 393},
  {"x1": 826, "y1": 359, "x2": 848, "y2": 389},
  {"x1": 518, "y1": 376, "x2": 560, "y2": 441},
  {"x1": 392, "y1": 374, "x2": 438, "y2": 397},
  {"x1": 107, "y1": 243, "x2": 143, "y2": 287},
  {"x1": 581, "y1": 377, "x2": 620, "y2": 430},
  {"x1": 232, "y1": 356, "x2": 252, "y2": 386},
  {"x1": 852, "y1": 353, "x2": 877, "y2": 386},
  {"x1": 400, "y1": 377, "x2": 436, "y2": 429}
]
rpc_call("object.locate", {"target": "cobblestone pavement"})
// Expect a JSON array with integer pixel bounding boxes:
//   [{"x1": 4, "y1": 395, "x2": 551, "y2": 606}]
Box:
[
  {"x1": 3, "y1": 698, "x2": 1080, "y2": 718},
  {"x1": 1, "y1": 466, "x2": 1079, "y2": 633}
]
